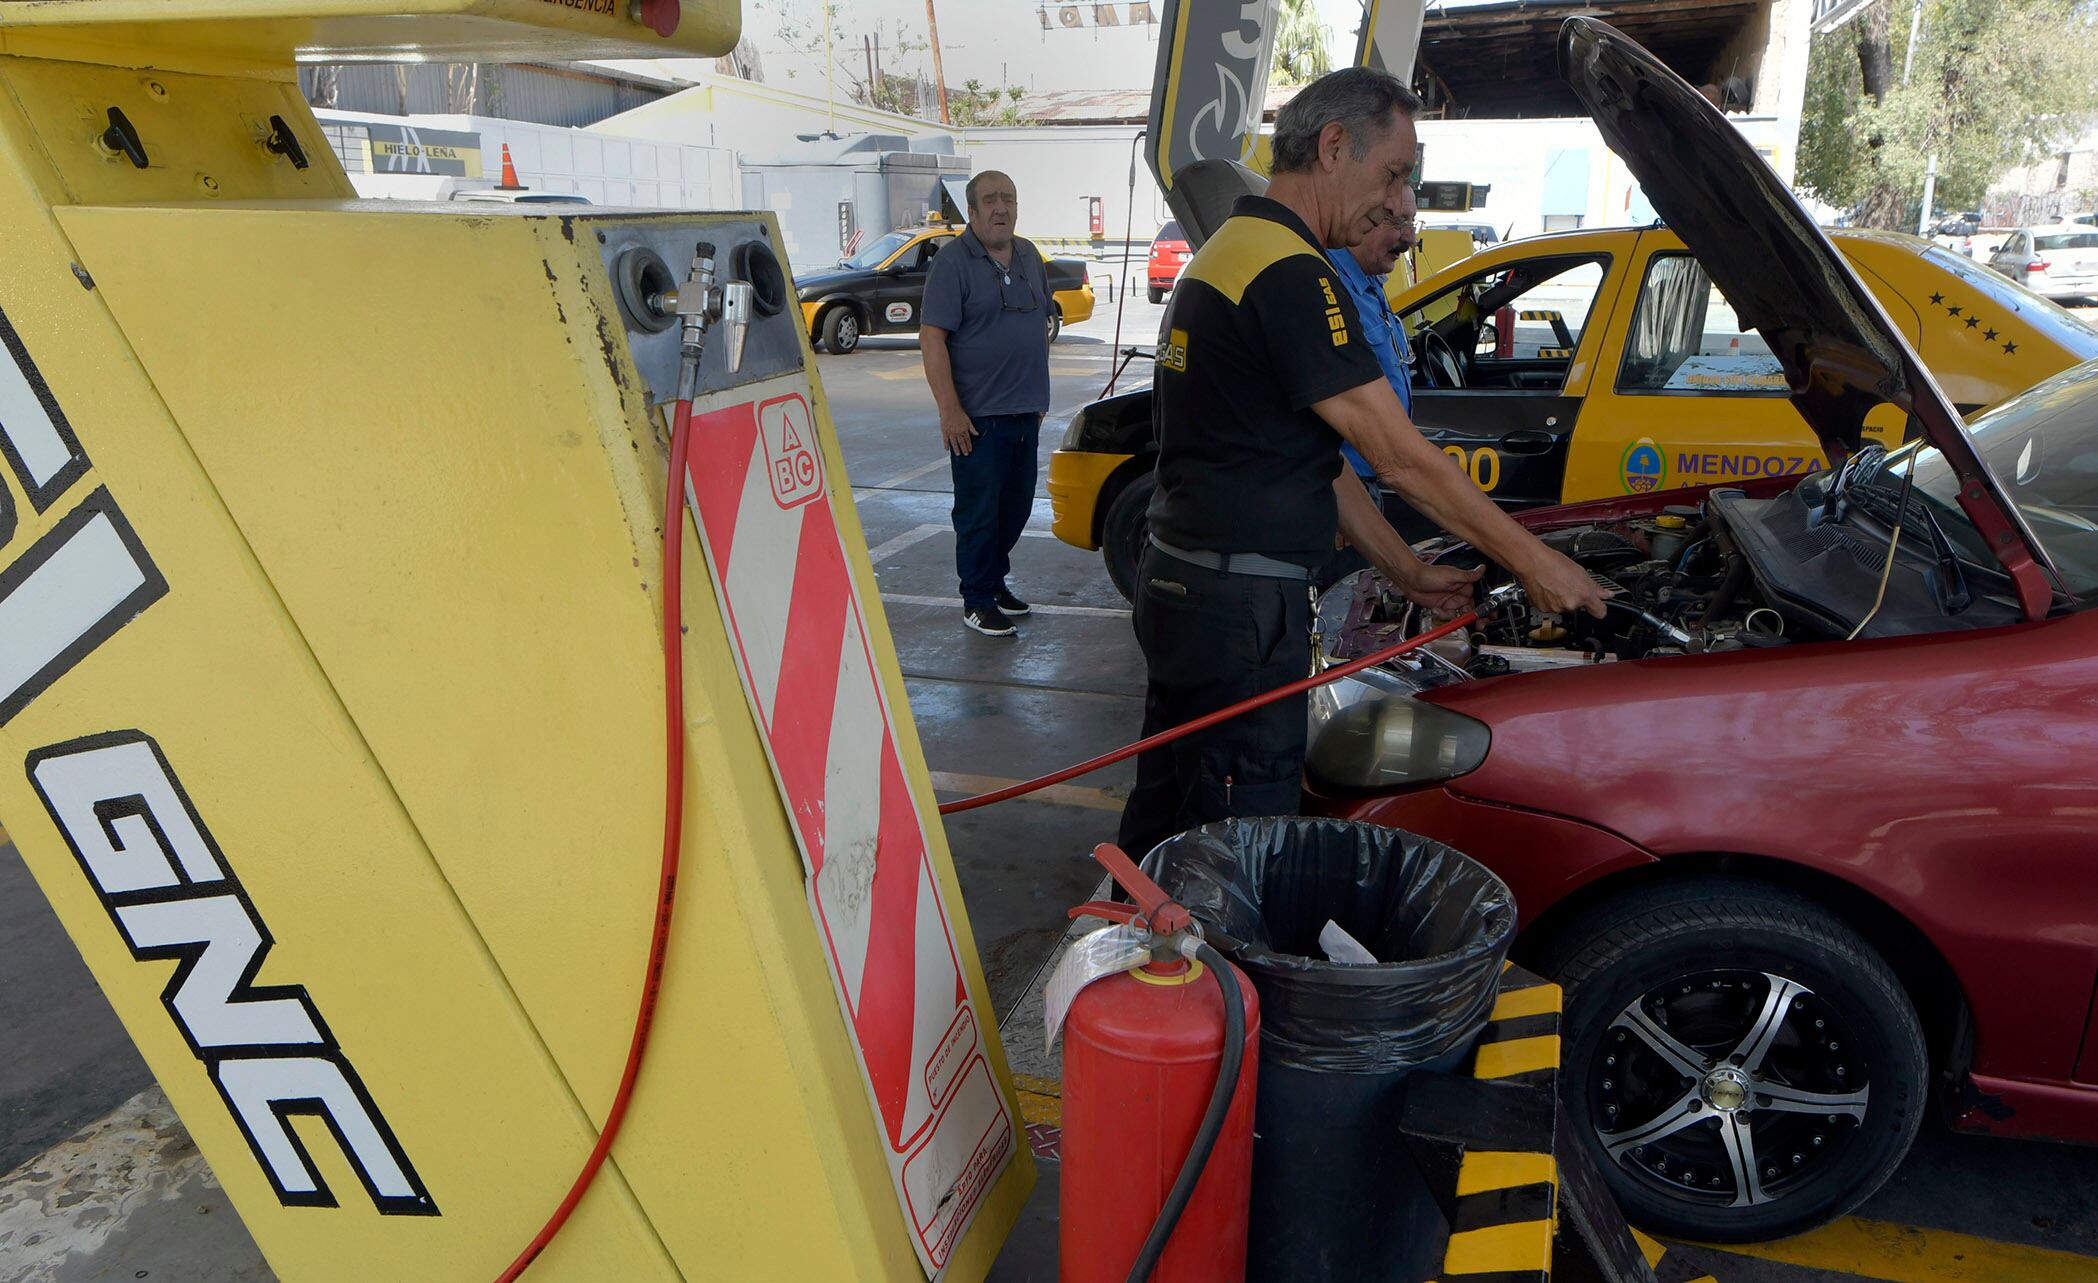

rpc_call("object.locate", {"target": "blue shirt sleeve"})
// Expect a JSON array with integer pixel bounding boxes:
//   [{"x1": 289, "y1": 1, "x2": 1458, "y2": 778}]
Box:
[
  {"x1": 1389, "y1": 302, "x2": 1413, "y2": 416},
  {"x1": 922, "y1": 239, "x2": 965, "y2": 332},
  {"x1": 1327, "y1": 252, "x2": 1414, "y2": 474}
]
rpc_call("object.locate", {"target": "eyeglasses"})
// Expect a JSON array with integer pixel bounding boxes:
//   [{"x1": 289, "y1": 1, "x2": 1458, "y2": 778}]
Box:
[{"x1": 998, "y1": 267, "x2": 1039, "y2": 314}]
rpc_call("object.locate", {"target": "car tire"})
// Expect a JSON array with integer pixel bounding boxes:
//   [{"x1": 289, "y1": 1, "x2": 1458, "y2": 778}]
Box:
[
  {"x1": 1147, "y1": 285, "x2": 1166, "y2": 304},
  {"x1": 1536, "y1": 877, "x2": 1927, "y2": 1243},
  {"x1": 1047, "y1": 304, "x2": 1063, "y2": 344},
  {"x1": 1101, "y1": 469, "x2": 1155, "y2": 604},
  {"x1": 821, "y1": 306, "x2": 861, "y2": 355}
]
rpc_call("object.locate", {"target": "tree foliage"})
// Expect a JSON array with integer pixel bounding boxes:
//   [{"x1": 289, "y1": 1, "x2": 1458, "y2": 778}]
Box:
[
  {"x1": 947, "y1": 81, "x2": 1030, "y2": 128},
  {"x1": 745, "y1": 0, "x2": 1029, "y2": 126},
  {"x1": 1797, "y1": 0, "x2": 2098, "y2": 228},
  {"x1": 1270, "y1": 0, "x2": 1333, "y2": 86}
]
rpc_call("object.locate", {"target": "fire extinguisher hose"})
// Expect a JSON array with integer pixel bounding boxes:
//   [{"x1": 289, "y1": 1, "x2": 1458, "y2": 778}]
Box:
[{"x1": 1126, "y1": 939, "x2": 1246, "y2": 1283}]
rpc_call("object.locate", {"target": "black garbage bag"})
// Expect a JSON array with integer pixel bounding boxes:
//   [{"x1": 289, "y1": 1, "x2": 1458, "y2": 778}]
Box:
[
  {"x1": 1141, "y1": 817, "x2": 1517, "y2": 1283},
  {"x1": 1140, "y1": 816, "x2": 1516, "y2": 1070}
]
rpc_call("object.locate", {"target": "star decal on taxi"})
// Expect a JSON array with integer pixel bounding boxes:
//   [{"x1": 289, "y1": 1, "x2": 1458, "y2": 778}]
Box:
[{"x1": 1925, "y1": 295, "x2": 2020, "y2": 356}]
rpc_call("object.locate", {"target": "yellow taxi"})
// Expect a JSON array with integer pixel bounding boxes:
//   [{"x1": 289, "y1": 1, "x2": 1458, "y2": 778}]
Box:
[
  {"x1": 1049, "y1": 226, "x2": 2098, "y2": 597},
  {"x1": 793, "y1": 223, "x2": 1094, "y2": 354}
]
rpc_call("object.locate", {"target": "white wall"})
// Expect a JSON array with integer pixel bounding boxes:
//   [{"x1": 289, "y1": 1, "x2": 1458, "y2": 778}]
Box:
[
  {"x1": 318, "y1": 109, "x2": 736, "y2": 209},
  {"x1": 963, "y1": 125, "x2": 1166, "y2": 248},
  {"x1": 1415, "y1": 115, "x2": 1796, "y2": 241},
  {"x1": 592, "y1": 73, "x2": 958, "y2": 155},
  {"x1": 953, "y1": 115, "x2": 1801, "y2": 252},
  {"x1": 479, "y1": 117, "x2": 736, "y2": 208},
  {"x1": 581, "y1": 71, "x2": 1804, "y2": 247}
]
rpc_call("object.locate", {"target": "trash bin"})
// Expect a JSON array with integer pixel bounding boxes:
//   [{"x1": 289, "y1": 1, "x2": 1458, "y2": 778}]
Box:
[{"x1": 1142, "y1": 817, "x2": 1516, "y2": 1283}]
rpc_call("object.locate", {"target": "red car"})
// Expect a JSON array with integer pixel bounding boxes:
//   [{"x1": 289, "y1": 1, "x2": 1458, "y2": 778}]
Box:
[
  {"x1": 1146, "y1": 220, "x2": 1188, "y2": 303},
  {"x1": 1304, "y1": 21, "x2": 2098, "y2": 1245}
]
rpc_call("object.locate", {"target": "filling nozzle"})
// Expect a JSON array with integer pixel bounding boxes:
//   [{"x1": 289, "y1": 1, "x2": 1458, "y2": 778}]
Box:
[
  {"x1": 671, "y1": 241, "x2": 754, "y2": 397},
  {"x1": 676, "y1": 241, "x2": 719, "y2": 349},
  {"x1": 719, "y1": 281, "x2": 755, "y2": 373}
]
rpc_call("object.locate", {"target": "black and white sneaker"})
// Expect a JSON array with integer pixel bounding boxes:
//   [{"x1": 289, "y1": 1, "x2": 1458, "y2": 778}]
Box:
[
  {"x1": 994, "y1": 589, "x2": 1032, "y2": 616},
  {"x1": 963, "y1": 604, "x2": 1018, "y2": 637}
]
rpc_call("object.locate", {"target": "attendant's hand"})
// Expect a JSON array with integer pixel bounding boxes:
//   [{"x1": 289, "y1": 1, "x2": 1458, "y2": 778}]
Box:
[
  {"x1": 1515, "y1": 548, "x2": 1610, "y2": 618},
  {"x1": 1393, "y1": 561, "x2": 1483, "y2": 618}
]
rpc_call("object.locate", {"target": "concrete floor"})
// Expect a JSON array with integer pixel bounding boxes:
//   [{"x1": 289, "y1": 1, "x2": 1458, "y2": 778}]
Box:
[{"x1": 5, "y1": 295, "x2": 2098, "y2": 1282}]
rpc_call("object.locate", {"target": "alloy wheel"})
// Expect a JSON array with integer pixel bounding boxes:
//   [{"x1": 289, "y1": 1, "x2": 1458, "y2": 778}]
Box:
[{"x1": 1590, "y1": 969, "x2": 1868, "y2": 1209}]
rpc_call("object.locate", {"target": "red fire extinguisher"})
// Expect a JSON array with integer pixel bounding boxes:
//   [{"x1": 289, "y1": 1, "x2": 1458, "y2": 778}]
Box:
[
  {"x1": 1088, "y1": 195, "x2": 1106, "y2": 241},
  {"x1": 1058, "y1": 844, "x2": 1260, "y2": 1283},
  {"x1": 1494, "y1": 304, "x2": 1517, "y2": 359}
]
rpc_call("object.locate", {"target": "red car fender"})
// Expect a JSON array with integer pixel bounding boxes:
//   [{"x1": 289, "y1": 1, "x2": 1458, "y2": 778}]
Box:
[
  {"x1": 1303, "y1": 783, "x2": 1657, "y2": 930},
  {"x1": 1395, "y1": 612, "x2": 2098, "y2": 1090}
]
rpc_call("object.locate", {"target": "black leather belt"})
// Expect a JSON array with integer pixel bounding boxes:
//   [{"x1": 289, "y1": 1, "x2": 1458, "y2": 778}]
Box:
[{"x1": 1148, "y1": 534, "x2": 1314, "y2": 582}]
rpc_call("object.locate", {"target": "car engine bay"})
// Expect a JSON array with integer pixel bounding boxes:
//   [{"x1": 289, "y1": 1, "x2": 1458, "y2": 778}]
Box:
[{"x1": 1316, "y1": 481, "x2": 2021, "y2": 691}]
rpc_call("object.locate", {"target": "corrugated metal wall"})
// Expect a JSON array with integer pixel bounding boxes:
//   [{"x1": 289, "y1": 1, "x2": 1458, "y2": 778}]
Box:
[{"x1": 300, "y1": 63, "x2": 669, "y2": 128}]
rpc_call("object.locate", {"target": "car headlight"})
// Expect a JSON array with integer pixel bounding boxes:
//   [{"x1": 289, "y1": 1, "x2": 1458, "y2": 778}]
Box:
[
  {"x1": 1060, "y1": 404, "x2": 1092, "y2": 450},
  {"x1": 1305, "y1": 671, "x2": 1490, "y2": 790}
]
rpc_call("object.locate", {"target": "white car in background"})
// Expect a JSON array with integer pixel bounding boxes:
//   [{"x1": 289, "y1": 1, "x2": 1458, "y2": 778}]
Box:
[{"x1": 1987, "y1": 224, "x2": 2098, "y2": 303}]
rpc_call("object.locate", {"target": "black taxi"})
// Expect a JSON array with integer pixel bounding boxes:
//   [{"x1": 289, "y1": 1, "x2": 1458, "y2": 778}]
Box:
[{"x1": 796, "y1": 223, "x2": 1095, "y2": 354}]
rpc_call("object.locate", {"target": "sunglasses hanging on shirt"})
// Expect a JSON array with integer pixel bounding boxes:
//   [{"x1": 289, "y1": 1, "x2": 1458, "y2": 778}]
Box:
[{"x1": 995, "y1": 258, "x2": 1039, "y2": 313}]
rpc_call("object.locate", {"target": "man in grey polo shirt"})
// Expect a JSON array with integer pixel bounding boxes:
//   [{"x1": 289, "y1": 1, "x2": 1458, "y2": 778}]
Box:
[{"x1": 921, "y1": 170, "x2": 1053, "y2": 638}]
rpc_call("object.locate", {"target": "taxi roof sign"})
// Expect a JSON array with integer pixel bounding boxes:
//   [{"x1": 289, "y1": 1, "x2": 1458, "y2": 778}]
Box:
[{"x1": 0, "y1": 0, "x2": 740, "y2": 60}]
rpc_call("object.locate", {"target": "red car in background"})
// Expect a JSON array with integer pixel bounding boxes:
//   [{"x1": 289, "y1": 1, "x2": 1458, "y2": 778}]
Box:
[
  {"x1": 1303, "y1": 20, "x2": 2098, "y2": 1247},
  {"x1": 1146, "y1": 220, "x2": 1188, "y2": 303}
]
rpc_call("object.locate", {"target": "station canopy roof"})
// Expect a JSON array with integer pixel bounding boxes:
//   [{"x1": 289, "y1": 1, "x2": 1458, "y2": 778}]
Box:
[{"x1": 1419, "y1": 0, "x2": 1766, "y2": 118}]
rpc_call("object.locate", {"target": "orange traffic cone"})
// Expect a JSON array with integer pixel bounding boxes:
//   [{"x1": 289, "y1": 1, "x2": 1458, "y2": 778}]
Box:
[{"x1": 495, "y1": 143, "x2": 523, "y2": 191}]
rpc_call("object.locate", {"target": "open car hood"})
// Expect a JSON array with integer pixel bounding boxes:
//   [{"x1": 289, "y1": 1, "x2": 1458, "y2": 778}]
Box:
[{"x1": 1559, "y1": 17, "x2": 2056, "y2": 618}]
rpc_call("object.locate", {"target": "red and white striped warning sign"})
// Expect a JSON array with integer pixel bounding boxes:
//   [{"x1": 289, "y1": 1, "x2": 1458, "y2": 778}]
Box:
[{"x1": 685, "y1": 382, "x2": 1014, "y2": 1277}]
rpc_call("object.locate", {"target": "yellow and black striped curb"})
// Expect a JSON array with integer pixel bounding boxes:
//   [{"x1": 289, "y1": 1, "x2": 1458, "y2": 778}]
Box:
[
  {"x1": 1635, "y1": 1229, "x2": 1721, "y2": 1283},
  {"x1": 1429, "y1": 965, "x2": 1566, "y2": 1283},
  {"x1": 1415, "y1": 963, "x2": 1711, "y2": 1283},
  {"x1": 1512, "y1": 308, "x2": 1575, "y2": 349}
]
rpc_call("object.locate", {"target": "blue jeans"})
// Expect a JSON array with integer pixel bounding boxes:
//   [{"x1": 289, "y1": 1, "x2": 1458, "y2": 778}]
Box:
[{"x1": 949, "y1": 412, "x2": 1042, "y2": 608}]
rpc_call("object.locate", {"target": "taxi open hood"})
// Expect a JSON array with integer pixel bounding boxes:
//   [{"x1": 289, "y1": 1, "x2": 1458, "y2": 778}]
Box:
[{"x1": 1559, "y1": 17, "x2": 2055, "y2": 617}]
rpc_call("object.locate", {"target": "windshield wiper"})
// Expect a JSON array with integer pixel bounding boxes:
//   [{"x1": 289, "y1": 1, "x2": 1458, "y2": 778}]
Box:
[
  {"x1": 1849, "y1": 482, "x2": 1974, "y2": 615},
  {"x1": 1819, "y1": 443, "x2": 1888, "y2": 526}
]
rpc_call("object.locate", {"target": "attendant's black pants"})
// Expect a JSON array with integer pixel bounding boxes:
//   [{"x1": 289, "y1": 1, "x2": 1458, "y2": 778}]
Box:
[{"x1": 1116, "y1": 544, "x2": 1312, "y2": 859}]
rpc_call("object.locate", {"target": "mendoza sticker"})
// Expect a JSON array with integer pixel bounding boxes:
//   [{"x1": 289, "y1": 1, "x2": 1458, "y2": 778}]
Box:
[{"x1": 1621, "y1": 438, "x2": 1667, "y2": 494}]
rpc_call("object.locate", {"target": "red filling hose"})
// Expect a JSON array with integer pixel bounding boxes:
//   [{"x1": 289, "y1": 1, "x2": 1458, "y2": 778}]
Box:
[
  {"x1": 494, "y1": 398, "x2": 695, "y2": 1282},
  {"x1": 936, "y1": 607, "x2": 1480, "y2": 815}
]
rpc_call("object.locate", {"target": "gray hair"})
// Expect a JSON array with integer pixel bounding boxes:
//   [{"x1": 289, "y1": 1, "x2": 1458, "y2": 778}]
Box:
[
  {"x1": 1270, "y1": 67, "x2": 1422, "y2": 175},
  {"x1": 966, "y1": 170, "x2": 1015, "y2": 210}
]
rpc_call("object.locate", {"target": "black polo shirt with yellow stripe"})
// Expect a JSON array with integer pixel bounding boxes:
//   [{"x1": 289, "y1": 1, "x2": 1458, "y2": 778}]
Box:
[{"x1": 1147, "y1": 195, "x2": 1385, "y2": 567}]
